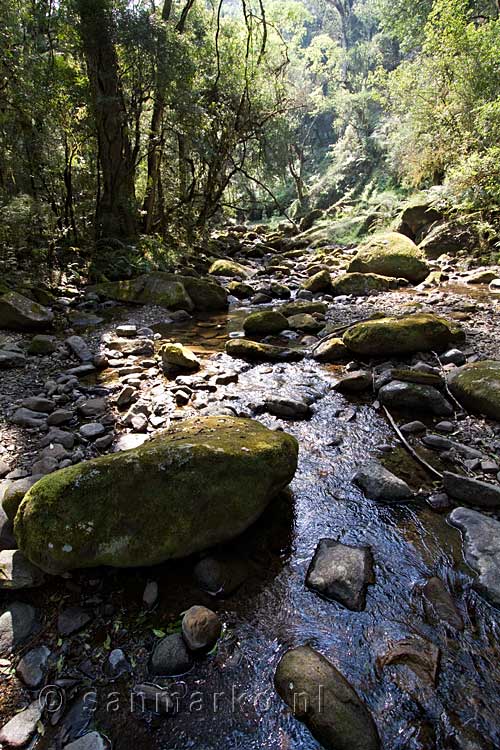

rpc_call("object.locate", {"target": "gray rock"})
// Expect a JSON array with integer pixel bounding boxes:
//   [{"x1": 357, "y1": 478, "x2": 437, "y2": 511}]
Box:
[
  {"x1": 306, "y1": 540, "x2": 374, "y2": 611},
  {"x1": 48, "y1": 409, "x2": 74, "y2": 426},
  {"x1": 66, "y1": 364, "x2": 96, "y2": 377},
  {"x1": 441, "y1": 349, "x2": 466, "y2": 366},
  {"x1": 0, "y1": 291, "x2": 53, "y2": 331},
  {"x1": 354, "y1": 462, "x2": 413, "y2": 501},
  {"x1": 16, "y1": 645, "x2": 51, "y2": 687},
  {"x1": 142, "y1": 581, "x2": 158, "y2": 608},
  {"x1": 79, "y1": 423, "x2": 106, "y2": 440},
  {"x1": 274, "y1": 646, "x2": 380, "y2": 750},
  {"x1": 0, "y1": 506, "x2": 16, "y2": 549},
  {"x1": 0, "y1": 459, "x2": 10, "y2": 478},
  {"x1": 181, "y1": 605, "x2": 221, "y2": 651},
  {"x1": 11, "y1": 407, "x2": 48, "y2": 428},
  {"x1": 107, "y1": 648, "x2": 130, "y2": 679},
  {"x1": 0, "y1": 700, "x2": 42, "y2": 747},
  {"x1": 443, "y1": 472, "x2": 500, "y2": 509},
  {"x1": 193, "y1": 556, "x2": 249, "y2": 596},
  {"x1": 400, "y1": 421, "x2": 426, "y2": 434},
  {"x1": 66, "y1": 335, "x2": 93, "y2": 362},
  {"x1": 422, "y1": 434, "x2": 452, "y2": 450},
  {"x1": 40, "y1": 428, "x2": 75, "y2": 450},
  {"x1": 378, "y1": 381, "x2": 453, "y2": 416},
  {"x1": 449, "y1": 507, "x2": 500, "y2": 606},
  {"x1": 435, "y1": 420, "x2": 455, "y2": 433},
  {"x1": 116, "y1": 386, "x2": 136, "y2": 409},
  {"x1": 64, "y1": 732, "x2": 107, "y2": 750},
  {"x1": 116, "y1": 324, "x2": 137, "y2": 338},
  {"x1": 263, "y1": 396, "x2": 311, "y2": 420},
  {"x1": 58, "y1": 607, "x2": 91, "y2": 636},
  {"x1": 28, "y1": 334, "x2": 57, "y2": 355},
  {"x1": 21, "y1": 397, "x2": 54, "y2": 413},
  {"x1": 0, "y1": 602, "x2": 36, "y2": 655},
  {"x1": 0, "y1": 550, "x2": 45, "y2": 589},
  {"x1": 333, "y1": 371, "x2": 372, "y2": 393},
  {"x1": 150, "y1": 633, "x2": 193, "y2": 675},
  {"x1": 78, "y1": 398, "x2": 106, "y2": 418},
  {"x1": 0, "y1": 350, "x2": 26, "y2": 369},
  {"x1": 131, "y1": 684, "x2": 173, "y2": 714}
]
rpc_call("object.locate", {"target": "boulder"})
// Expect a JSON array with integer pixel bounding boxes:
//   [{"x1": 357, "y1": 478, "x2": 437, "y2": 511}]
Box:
[
  {"x1": 394, "y1": 202, "x2": 443, "y2": 239},
  {"x1": 160, "y1": 343, "x2": 200, "y2": 371},
  {"x1": 302, "y1": 270, "x2": 331, "y2": 293},
  {"x1": 418, "y1": 220, "x2": 479, "y2": 260},
  {"x1": 209, "y1": 259, "x2": 251, "y2": 278},
  {"x1": 348, "y1": 233, "x2": 429, "y2": 283},
  {"x1": 93, "y1": 272, "x2": 227, "y2": 312},
  {"x1": 330, "y1": 273, "x2": 401, "y2": 297},
  {"x1": 274, "y1": 646, "x2": 380, "y2": 750},
  {"x1": 226, "y1": 339, "x2": 303, "y2": 362},
  {"x1": 354, "y1": 462, "x2": 413, "y2": 501},
  {"x1": 287, "y1": 314, "x2": 322, "y2": 333},
  {"x1": 378, "y1": 381, "x2": 453, "y2": 416},
  {"x1": 442, "y1": 472, "x2": 500, "y2": 509},
  {"x1": 312, "y1": 338, "x2": 349, "y2": 363},
  {"x1": 343, "y1": 314, "x2": 464, "y2": 357},
  {"x1": 243, "y1": 310, "x2": 288, "y2": 335},
  {"x1": 227, "y1": 281, "x2": 254, "y2": 299},
  {"x1": 449, "y1": 507, "x2": 500, "y2": 606},
  {"x1": 0, "y1": 291, "x2": 54, "y2": 331},
  {"x1": 279, "y1": 300, "x2": 328, "y2": 317},
  {"x1": 306, "y1": 540, "x2": 374, "y2": 611},
  {"x1": 447, "y1": 361, "x2": 500, "y2": 420},
  {"x1": 15, "y1": 416, "x2": 298, "y2": 573}
]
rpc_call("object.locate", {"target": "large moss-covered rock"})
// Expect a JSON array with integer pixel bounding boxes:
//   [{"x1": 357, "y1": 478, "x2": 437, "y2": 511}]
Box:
[
  {"x1": 394, "y1": 202, "x2": 442, "y2": 239},
  {"x1": 343, "y1": 314, "x2": 464, "y2": 356},
  {"x1": 15, "y1": 417, "x2": 298, "y2": 573},
  {"x1": 348, "y1": 233, "x2": 429, "y2": 283},
  {"x1": 209, "y1": 259, "x2": 251, "y2": 278},
  {"x1": 243, "y1": 310, "x2": 288, "y2": 335},
  {"x1": 92, "y1": 273, "x2": 227, "y2": 312},
  {"x1": 448, "y1": 361, "x2": 500, "y2": 420},
  {"x1": 0, "y1": 292, "x2": 54, "y2": 331},
  {"x1": 226, "y1": 339, "x2": 303, "y2": 362},
  {"x1": 302, "y1": 270, "x2": 331, "y2": 293},
  {"x1": 331, "y1": 272, "x2": 402, "y2": 297}
]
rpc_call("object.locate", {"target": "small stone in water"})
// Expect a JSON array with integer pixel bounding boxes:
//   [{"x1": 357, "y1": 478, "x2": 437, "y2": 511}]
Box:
[{"x1": 181, "y1": 605, "x2": 222, "y2": 651}]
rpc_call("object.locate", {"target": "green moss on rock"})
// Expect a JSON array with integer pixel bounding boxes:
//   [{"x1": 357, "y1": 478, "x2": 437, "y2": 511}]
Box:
[
  {"x1": 448, "y1": 361, "x2": 500, "y2": 420},
  {"x1": 226, "y1": 339, "x2": 303, "y2": 362},
  {"x1": 209, "y1": 259, "x2": 251, "y2": 278},
  {"x1": 331, "y1": 272, "x2": 402, "y2": 297},
  {"x1": 302, "y1": 270, "x2": 331, "y2": 293},
  {"x1": 348, "y1": 232, "x2": 429, "y2": 283},
  {"x1": 14, "y1": 416, "x2": 299, "y2": 574},
  {"x1": 243, "y1": 310, "x2": 288, "y2": 335},
  {"x1": 343, "y1": 314, "x2": 465, "y2": 356}
]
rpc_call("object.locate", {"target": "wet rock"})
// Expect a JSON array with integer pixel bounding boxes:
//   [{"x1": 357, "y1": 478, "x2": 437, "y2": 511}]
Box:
[
  {"x1": 348, "y1": 232, "x2": 429, "y2": 283},
  {"x1": 16, "y1": 644, "x2": 51, "y2": 687},
  {"x1": 66, "y1": 335, "x2": 93, "y2": 362},
  {"x1": 354, "y1": 462, "x2": 413, "y2": 501},
  {"x1": 443, "y1": 472, "x2": 500, "y2": 509},
  {"x1": 150, "y1": 633, "x2": 193, "y2": 675},
  {"x1": 227, "y1": 281, "x2": 254, "y2": 299},
  {"x1": 0, "y1": 550, "x2": 44, "y2": 589},
  {"x1": 143, "y1": 581, "x2": 158, "y2": 608},
  {"x1": 64, "y1": 732, "x2": 108, "y2": 750},
  {"x1": 400, "y1": 420, "x2": 426, "y2": 434},
  {"x1": 58, "y1": 607, "x2": 91, "y2": 636},
  {"x1": 427, "y1": 492, "x2": 451, "y2": 511},
  {"x1": 243, "y1": 310, "x2": 288, "y2": 335},
  {"x1": 160, "y1": 342, "x2": 200, "y2": 371},
  {"x1": 421, "y1": 577, "x2": 464, "y2": 631},
  {"x1": 116, "y1": 386, "x2": 136, "y2": 409},
  {"x1": 0, "y1": 602, "x2": 36, "y2": 655},
  {"x1": 28, "y1": 334, "x2": 57, "y2": 355},
  {"x1": 331, "y1": 272, "x2": 400, "y2": 296},
  {"x1": 448, "y1": 360, "x2": 500, "y2": 420},
  {"x1": 79, "y1": 423, "x2": 106, "y2": 440},
  {"x1": 264, "y1": 395, "x2": 311, "y2": 419},
  {"x1": 287, "y1": 314, "x2": 322, "y2": 333},
  {"x1": 193, "y1": 556, "x2": 249, "y2": 596},
  {"x1": 312, "y1": 337, "x2": 349, "y2": 363},
  {"x1": 306, "y1": 540, "x2": 374, "y2": 611},
  {"x1": 274, "y1": 645, "x2": 380, "y2": 750},
  {"x1": 0, "y1": 700, "x2": 42, "y2": 748},
  {"x1": 0, "y1": 350, "x2": 26, "y2": 368},
  {"x1": 302, "y1": 269, "x2": 331, "y2": 293},
  {"x1": 449, "y1": 507, "x2": 500, "y2": 606},
  {"x1": 377, "y1": 636, "x2": 440, "y2": 686},
  {"x1": 131, "y1": 684, "x2": 173, "y2": 714},
  {"x1": 16, "y1": 416, "x2": 298, "y2": 573},
  {"x1": 0, "y1": 291, "x2": 54, "y2": 331},
  {"x1": 343, "y1": 313, "x2": 464, "y2": 357},
  {"x1": 182, "y1": 605, "x2": 221, "y2": 651},
  {"x1": 441, "y1": 348, "x2": 466, "y2": 366},
  {"x1": 11, "y1": 407, "x2": 48, "y2": 428},
  {"x1": 378, "y1": 381, "x2": 453, "y2": 416},
  {"x1": 226, "y1": 339, "x2": 302, "y2": 362},
  {"x1": 333, "y1": 370, "x2": 372, "y2": 393}
]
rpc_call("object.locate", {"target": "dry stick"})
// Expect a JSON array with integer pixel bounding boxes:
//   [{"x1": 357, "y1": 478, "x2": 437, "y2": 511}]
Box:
[
  {"x1": 431, "y1": 350, "x2": 466, "y2": 413},
  {"x1": 382, "y1": 405, "x2": 443, "y2": 481}
]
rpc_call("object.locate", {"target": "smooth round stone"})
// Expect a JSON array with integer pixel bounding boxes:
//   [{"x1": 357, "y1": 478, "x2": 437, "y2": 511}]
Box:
[
  {"x1": 79, "y1": 423, "x2": 106, "y2": 440},
  {"x1": 150, "y1": 633, "x2": 193, "y2": 675},
  {"x1": 181, "y1": 606, "x2": 221, "y2": 651}
]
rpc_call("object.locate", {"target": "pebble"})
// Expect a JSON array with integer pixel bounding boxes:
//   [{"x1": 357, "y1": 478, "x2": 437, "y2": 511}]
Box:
[
  {"x1": 306, "y1": 539, "x2": 374, "y2": 611},
  {"x1": 79, "y1": 423, "x2": 106, "y2": 440},
  {"x1": 64, "y1": 732, "x2": 108, "y2": 750},
  {"x1": 142, "y1": 581, "x2": 158, "y2": 608},
  {"x1": 181, "y1": 605, "x2": 221, "y2": 651},
  {"x1": 0, "y1": 700, "x2": 42, "y2": 748},
  {"x1": 58, "y1": 607, "x2": 91, "y2": 636},
  {"x1": 150, "y1": 633, "x2": 193, "y2": 676},
  {"x1": 107, "y1": 648, "x2": 130, "y2": 679},
  {"x1": 16, "y1": 645, "x2": 51, "y2": 687}
]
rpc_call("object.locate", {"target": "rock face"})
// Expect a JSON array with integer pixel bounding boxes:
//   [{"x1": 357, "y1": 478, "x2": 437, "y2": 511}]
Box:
[
  {"x1": 348, "y1": 232, "x2": 429, "y2": 283},
  {"x1": 443, "y1": 472, "x2": 500, "y2": 509},
  {"x1": 449, "y1": 507, "x2": 500, "y2": 606},
  {"x1": 448, "y1": 361, "x2": 500, "y2": 420},
  {"x1": 93, "y1": 272, "x2": 228, "y2": 311},
  {"x1": 306, "y1": 540, "x2": 374, "y2": 611},
  {"x1": 0, "y1": 291, "x2": 54, "y2": 331},
  {"x1": 274, "y1": 646, "x2": 380, "y2": 750},
  {"x1": 344, "y1": 314, "x2": 464, "y2": 357},
  {"x1": 15, "y1": 416, "x2": 299, "y2": 573},
  {"x1": 243, "y1": 310, "x2": 288, "y2": 335},
  {"x1": 354, "y1": 462, "x2": 413, "y2": 501},
  {"x1": 330, "y1": 272, "x2": 401, "y2": 297}
]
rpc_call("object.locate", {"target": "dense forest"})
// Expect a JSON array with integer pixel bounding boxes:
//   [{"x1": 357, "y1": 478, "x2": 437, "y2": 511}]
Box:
[
  {"x1": 1, "y1": 0, "x2": 499, "y2": 276},
  {"x1": 2, "y1": 3, "x2": 500, "y2": 750}
]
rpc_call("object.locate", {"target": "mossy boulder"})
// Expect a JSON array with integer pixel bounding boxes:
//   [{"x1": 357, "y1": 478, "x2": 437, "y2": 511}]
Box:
[
  {"x1": 312, "y1": 337, "x2": 349, "y2": 363},
  {"x1": 448, "y1": 361, "x2": 500, "y2": 420},
  {"x1": 343, "y1": 314, "x2": 464, "y2": 357},
  {"x1": 348, "y1": 233, "x2": 429, "y2": 283},
  {"x1": 331, "y1": 273, "x2": 402, "y2": 297},
  {"x1": 226, "y1": 339, "x2": 302, "y2": 362},
  {"x1": 227, "y1": 281, "x2": 254, "y2": 299},
  {"x1": 302, "y1": 270, "x2": 331, "y2": 293},
  {"x1": 0, "y1": 291, "x2": 54, "y2": 331},
  {"x1": 280, "y1": 300, "x2": 328, "y2": 317},
  {"x1": 92, "y1": 273, "x2": 227, "y2": 312},
  {"x1": 160, "y1": 343, "x2": 200, "y2": 371},
  {"x1": 15, "y1": 417, "x2": 298, "y2": 574},
  {"x1": 209, "y1": 259, "x2": 251, "y2": 278},
  {"x1": 243, "y1": 310, "x2": 288, "y2": 335}
]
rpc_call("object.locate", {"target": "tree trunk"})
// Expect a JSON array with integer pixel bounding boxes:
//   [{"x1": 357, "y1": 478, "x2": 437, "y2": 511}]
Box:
[{"x1": 76, "y1": 0, "x2": 137, "y2": 240}]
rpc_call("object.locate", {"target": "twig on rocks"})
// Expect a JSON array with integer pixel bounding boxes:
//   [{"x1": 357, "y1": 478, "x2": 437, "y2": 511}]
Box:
[{"x1": 382, "y1": 405, "x2": 443, "y2": 481}]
